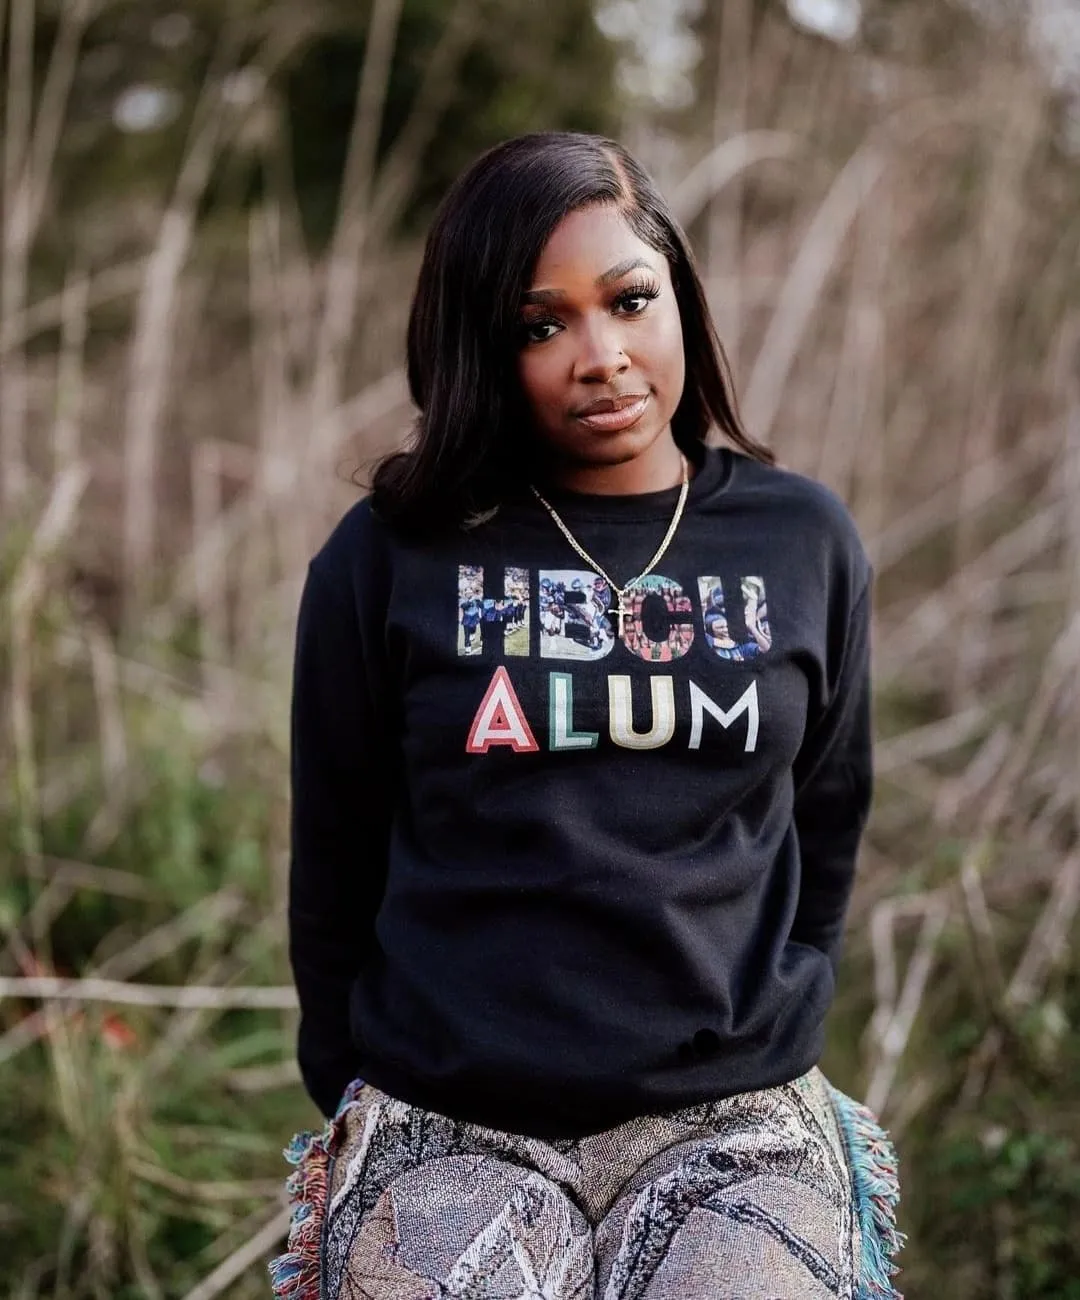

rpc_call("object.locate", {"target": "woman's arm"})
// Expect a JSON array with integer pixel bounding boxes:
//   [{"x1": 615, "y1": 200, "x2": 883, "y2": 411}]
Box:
[
  {"x1": 790, "y1": 582, "x2": 873, "y2": 975},
  {"x1": 288, "y1": 557, "x2": 396, "y2": 1118}
]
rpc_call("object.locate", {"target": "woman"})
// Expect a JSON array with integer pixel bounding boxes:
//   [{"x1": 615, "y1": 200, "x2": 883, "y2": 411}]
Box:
[{"x1": 270, "y1": 132, "x2": 901, "y2": 1300}]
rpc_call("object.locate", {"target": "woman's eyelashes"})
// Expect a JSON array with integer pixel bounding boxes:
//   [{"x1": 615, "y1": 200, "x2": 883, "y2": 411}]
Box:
[
  {"x1": 518, "y1": 279, "x2": 662, "y2": 346},
  {"x1": 613, "y1": 278, "x2": 661, "y2": 315},
  {"x1": 520, "y1": 318, "x2": 561, "y2": 344}
]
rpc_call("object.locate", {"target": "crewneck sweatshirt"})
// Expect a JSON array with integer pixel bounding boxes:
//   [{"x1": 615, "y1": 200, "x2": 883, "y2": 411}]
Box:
[{"x1": 288, "y1": 445, "x2": 873, "y2": 1137}]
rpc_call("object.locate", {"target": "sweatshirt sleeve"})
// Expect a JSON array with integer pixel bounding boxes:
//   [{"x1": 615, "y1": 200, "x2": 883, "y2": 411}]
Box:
[
  {"x1": 288, "y1": 551, "x2": 397, "y2": 1118},
  {"x1": 790, "y1": 580, "x2": 873, "y2": 974}
]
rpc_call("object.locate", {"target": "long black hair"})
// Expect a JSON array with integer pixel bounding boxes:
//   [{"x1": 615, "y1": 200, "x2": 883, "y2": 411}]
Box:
[{"x1": 370, "y1": 131, "x2": 774, "y2": 532}]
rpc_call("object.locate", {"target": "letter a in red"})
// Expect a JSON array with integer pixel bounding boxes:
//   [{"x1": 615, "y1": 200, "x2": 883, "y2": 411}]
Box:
[{"x1": 466, "y1": 666, "x2": 539, "y2": 754}]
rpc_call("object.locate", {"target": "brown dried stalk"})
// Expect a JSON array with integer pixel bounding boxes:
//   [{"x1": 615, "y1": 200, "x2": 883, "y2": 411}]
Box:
[
  {"x1": 309, "y1": 0, "x2": 407, "y2": 432},
  {"x1": 0, "y1": 976, "x2": 298, "y2": 1010},
  {"x1": 179, "y1": 1208, "x2": 291, "y2": 1300}
]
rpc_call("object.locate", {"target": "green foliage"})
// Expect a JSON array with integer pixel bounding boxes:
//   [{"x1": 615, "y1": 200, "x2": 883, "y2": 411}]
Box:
[
  {"x1": 826, "y1": 917, "x2": 1080, "y2": 1299},
  {"x1": 40, "y1": 0, "x2": 619, "y2": 267},
  {"x1": 924, "y1": 1121, "x2": 1080, "y2": 1295},
  {"x1": 0, "y1": 675, "x2": 304, "y2": 1297},
  {"x1": 284, "y1": 0, "x2": 618, "y2": 244}
]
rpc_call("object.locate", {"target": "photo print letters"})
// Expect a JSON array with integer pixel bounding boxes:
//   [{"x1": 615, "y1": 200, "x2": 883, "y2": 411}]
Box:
[{"x1": 458, "y1": 565, "x2": 771, "y2": 756}]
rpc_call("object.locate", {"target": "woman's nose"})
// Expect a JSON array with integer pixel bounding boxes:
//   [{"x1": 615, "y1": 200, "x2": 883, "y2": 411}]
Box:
[{"x1": 572, "y1": 320, "x2": 630, "y2": 383}]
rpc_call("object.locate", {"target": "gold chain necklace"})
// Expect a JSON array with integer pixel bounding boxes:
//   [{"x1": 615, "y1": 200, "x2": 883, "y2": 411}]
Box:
[{"x1": 529, "y1": 454, "x2": 689, "y2": 638}]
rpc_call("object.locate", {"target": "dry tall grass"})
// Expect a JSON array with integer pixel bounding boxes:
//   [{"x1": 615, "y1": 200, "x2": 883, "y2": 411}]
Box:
[{"x1": 2, "y1": 1, "x2": 1079, "y2": 1296}]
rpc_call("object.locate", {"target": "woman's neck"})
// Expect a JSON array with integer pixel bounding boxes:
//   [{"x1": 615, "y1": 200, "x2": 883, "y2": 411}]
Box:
[{"x1": 547, "y1": 430, "x2": 687, "y2": 496}]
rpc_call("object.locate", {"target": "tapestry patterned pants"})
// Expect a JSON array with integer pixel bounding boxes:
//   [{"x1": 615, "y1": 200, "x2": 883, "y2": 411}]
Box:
[{"x1": 269, "y1": 1067, "x2": 903, "y2": 1300}]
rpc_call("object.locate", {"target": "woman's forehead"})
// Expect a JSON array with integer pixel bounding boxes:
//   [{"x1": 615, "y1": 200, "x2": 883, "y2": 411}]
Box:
[{"x1": 527, "y1": 205, "x2": 662, "y2": 290}]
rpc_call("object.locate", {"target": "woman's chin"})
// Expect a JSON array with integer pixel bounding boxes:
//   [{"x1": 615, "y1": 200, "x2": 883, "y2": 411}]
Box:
[{"x1": 553, "y1": 421, "x2": 666, "y2": 468}]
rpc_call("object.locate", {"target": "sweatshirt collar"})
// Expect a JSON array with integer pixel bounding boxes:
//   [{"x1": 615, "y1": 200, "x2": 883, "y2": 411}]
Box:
[{"x1": 527, "y1": 444, "x2": 732, "y2": 523}]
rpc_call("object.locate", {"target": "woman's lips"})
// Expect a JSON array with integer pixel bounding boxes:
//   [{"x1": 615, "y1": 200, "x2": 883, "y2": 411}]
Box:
[{"x1": 573, "y1": 393, "x2": 650, "y2": 433}]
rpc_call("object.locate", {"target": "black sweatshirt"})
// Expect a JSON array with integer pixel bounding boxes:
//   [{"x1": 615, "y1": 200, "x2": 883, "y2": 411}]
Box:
[{"x1": 288, "y1": 445, "x2": 873, "y2": 1137}]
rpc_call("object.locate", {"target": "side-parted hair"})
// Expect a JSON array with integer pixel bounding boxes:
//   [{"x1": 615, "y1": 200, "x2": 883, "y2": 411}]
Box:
[{"x1": 370, "y1": 131, "x2": 774, "y2": 533}]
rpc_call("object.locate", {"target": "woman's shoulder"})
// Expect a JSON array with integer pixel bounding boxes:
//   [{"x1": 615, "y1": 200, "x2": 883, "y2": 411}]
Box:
[
  {"x1": 311, "y1": 493, "x2": 386, "y2": 564},
  {"x1": 306, "y1": 494, "x2": 396, "y2": 606},
  {"x1": 727, "y1": 449, "x2": 858, "y2": 526},
  {"x1": 726, "y1": 451, "x2": 870, "y2": 585}
]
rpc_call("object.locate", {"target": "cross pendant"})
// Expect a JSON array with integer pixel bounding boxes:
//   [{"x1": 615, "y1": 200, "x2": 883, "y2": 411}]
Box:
[{"x1": 610, "y1": 598, "x2": 632, "y2": 638}]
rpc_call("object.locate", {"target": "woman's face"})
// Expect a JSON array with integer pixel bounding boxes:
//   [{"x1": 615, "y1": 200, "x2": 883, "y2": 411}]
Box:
[{"x1": 516, "y1": 203, "x2": 685, "y2": 472}]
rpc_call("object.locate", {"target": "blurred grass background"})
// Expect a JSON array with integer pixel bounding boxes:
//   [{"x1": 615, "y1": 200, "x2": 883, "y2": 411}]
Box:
[{"x1": 2, "y1": 0, "x2": 1079, "y2": 1296}]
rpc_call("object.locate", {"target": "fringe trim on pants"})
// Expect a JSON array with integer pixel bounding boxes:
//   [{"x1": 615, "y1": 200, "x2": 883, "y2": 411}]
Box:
[
  {"x1": 828, "y1": 1084, "x2": 906, "y2": 1300},
  {"x1": 268, "y1": 1078, "x2": 367, "y2": 1300}
]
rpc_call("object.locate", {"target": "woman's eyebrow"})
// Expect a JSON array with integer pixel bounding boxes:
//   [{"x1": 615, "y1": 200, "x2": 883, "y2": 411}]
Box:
[
  {"x1": 521, "y1": 257, "x2": 656, "y2": 305},
  {"x1": 596, "y1": 256, "x2": 653, "y2": 286}
]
